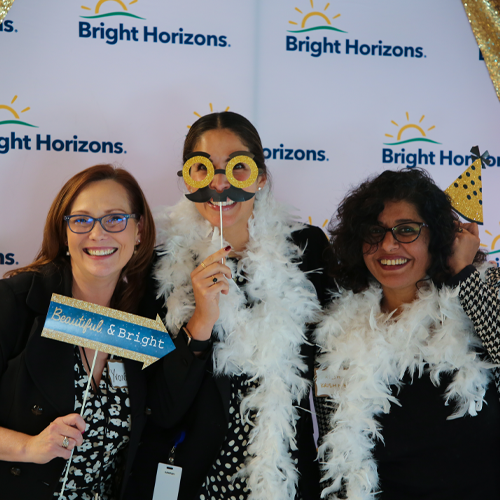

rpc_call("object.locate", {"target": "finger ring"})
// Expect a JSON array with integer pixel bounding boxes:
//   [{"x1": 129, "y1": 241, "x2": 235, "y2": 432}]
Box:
[
  {"x1": 458, "y1": 227, "x2": 463, "y2": 233},
  {"x1": 62, "y1": 436, "x2": 69, "y2": 449},
  {"x1": 213, "y1": 277, "x2": 218, "y2": 283},
  {"x1": 201, "y1": 261, "x2": 207, "y2": 269}
]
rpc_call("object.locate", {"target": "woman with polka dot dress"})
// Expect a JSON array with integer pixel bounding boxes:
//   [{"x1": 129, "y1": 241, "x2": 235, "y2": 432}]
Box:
[{"x1": 126, "y1": 112, "x2": 330, "y2": 500}]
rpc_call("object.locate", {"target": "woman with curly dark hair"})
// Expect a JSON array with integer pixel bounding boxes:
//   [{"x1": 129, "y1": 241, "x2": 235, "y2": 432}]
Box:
[{"x1": 315, "y1": 169, "x2": 500, "y2": 499}]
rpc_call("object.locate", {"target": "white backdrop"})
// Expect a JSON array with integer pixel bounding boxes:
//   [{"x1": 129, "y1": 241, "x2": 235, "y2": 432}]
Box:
[{"x1": 1, "y1": 0, "x2": 499, "y2": 270}]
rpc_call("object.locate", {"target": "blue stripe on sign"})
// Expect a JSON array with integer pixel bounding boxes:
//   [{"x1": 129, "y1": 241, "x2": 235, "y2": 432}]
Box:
[{"x1": 45, "y1": 302, "x2": 174, "y2": 359}]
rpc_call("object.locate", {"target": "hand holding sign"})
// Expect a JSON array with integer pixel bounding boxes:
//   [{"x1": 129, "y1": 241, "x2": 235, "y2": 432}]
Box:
[{"x1": 41, "y1": 294, "x2": 175, "y2": 498}]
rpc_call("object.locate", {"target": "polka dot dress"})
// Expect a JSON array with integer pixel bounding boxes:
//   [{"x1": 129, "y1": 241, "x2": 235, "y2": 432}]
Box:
[
  {"x1": 198, "y1": 375, "x2": 257, "y2": 500},
  {"x1": 54, "y1": 348, "x2": 132, "y2": 500}
]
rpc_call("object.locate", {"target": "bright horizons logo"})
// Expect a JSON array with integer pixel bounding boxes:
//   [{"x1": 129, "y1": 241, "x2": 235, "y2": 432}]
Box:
[
  {"x1": 286, "y1": 3, "x2": 425, "y2": 59},
  {"x1": 383, "y1": 112, "x2": 440, "y2": 146},
  {"x1": 0, "y1": 94, "x2": 125, "y2": 155},
  {"x1": 81, "y1": 0, "x2": 145, "y2": 20},
  {"x1": 381, "y1": 111, "x2": 499, "y2": 169},
  {"x1": 288, "y1": 1, "x2": 346, "y2": 34},
  {"x1": 482, "y1": 225, "x2": 500, "y2": 261},
  {"x1": 78, "y1": 1, "x2": 228, "y2": 47},
  {"x1": 0, "y1": 96, "x2": 37, "y2": 128}
]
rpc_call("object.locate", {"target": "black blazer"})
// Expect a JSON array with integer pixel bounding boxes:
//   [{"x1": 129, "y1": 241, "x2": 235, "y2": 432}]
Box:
[
  {"x1": 0, "y1": 261, "x2": 206, "y2": 500},
  {"x1": 126, "y1": 226, "x2": 331, "y2": 500}
]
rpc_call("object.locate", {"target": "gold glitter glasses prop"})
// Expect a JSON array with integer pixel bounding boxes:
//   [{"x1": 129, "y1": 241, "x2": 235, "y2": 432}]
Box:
[{"x1": 179, "y1": 151, "x2": 259, "y2": 190}]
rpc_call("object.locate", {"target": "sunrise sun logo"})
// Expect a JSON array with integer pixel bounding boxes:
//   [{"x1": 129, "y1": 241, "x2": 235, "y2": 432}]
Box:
[
  {"x1": 0, "y1": 95, "x2": 37, "y2": 128},
  {"x1": 308, "y1": 217, "x2": 330, "y2": 238},
  {"x1": 481, "y1": 224, "x2": 500, "y2": 265},
  {"x1": 187, "y1": 103, "x2": 230, "y2": 129},
  {"x1": 288, "y1": 1, "x2": 346, "y2": 34},
  {"x1": 80, "y1": 0, "x2": 145, "y2": 19},
  {"x1": 383, "y1": 112, "x2": 440, "y2": 146}
]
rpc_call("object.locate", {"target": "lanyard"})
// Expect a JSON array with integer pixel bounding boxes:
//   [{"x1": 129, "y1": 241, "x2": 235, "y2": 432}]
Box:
[{"x1": 168, "y1": 431, "x2": 186, "y2": 465}]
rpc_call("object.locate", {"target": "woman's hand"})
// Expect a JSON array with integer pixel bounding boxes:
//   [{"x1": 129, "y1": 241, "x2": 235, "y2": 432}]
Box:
[
  {"x1": 448, "y1": 222, "x2": 480, "y2": 275},
  {"x1": 186, "y1": 246, "x2": 232, "y2": 340},
  {"x1": 22, "y1": 414, "x2": 86, "y2": 464}
]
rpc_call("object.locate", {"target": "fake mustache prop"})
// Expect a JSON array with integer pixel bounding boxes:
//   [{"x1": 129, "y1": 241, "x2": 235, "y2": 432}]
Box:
[{"x1": 185, "y1": 184, "x2": 256, "y2": 203}]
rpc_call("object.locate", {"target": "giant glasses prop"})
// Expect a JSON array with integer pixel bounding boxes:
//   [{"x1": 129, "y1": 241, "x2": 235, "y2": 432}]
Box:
[{"x1": 177, "y1": 151, "x2": 260, "y2": 251}]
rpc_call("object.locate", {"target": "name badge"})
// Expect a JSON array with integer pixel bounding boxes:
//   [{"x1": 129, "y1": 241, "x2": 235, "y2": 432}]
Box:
[
  {"x1": 107, "y1": 360, "x2": 128, "y2": 388},
  {"x1": 153, "y1": 463, "x2": 182, "y2": 500},
  {"x1": 314, "y1": 367, "x2": 344, "y2": 398}
]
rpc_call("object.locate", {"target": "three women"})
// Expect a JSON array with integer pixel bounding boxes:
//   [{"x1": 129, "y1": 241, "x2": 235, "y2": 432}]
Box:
[{"x1": 2, "y1": 113, "x2": 498, "y2": 500}]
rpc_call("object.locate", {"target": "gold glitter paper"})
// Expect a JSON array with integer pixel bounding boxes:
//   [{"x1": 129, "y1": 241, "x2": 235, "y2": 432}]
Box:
[
  {"x1": 0, "y1": 0, "x2": 15, "y2": 25},
  {"x1": 225, "y1": 155, "x2": 259, "y2": 189},
  {"x1": 41, "y1": 294, "x2": 169, "y2": 368},
  {"x1": 183, "y1": 155, "x2": 214, "y2": 188},
  {"x1": 49, "y1": 294, "x2": 167, "y2": 331},
  {"x1": 445, "y1": 158, "x2": 483, "y2": 223},
  {"x1": 462, "y1": 0, "x2": 500, "y2": 102}
]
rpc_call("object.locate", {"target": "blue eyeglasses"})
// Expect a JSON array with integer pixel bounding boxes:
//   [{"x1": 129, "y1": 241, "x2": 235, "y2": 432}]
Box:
[{"x1": 64, "y1": 214, "x2": 138, "y2": 234}]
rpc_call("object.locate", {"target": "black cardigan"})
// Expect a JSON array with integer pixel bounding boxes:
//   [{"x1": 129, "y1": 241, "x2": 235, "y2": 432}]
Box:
[
  {"x1": 0, "y1": 261, "x2": 206, "y2": 499},
  {"x1": 126, "y1": 225, "x2": 331, "y2": 500}
]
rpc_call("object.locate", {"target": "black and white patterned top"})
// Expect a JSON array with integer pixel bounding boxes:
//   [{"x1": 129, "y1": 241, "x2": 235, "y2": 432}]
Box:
[
  {"x1": 457, "y1": 265, "x2": 500, "y2": 395},
  {"x1": 198, "y1": 375, "x2": 255, "y2": 500},
  {"x1": 54, "y1": 348, "x2": 132, "y2": 500}
]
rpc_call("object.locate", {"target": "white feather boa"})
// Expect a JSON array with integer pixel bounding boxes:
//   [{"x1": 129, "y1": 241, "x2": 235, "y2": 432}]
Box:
[
  {"x1": 154, "y1": 186, "x2": 321, "y2": 500},
  {"x1": 315, "y1": 282, "x2": 495, "y2": 500}
]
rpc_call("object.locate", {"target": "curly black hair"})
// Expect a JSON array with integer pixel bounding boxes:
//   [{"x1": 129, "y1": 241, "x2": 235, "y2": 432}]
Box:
[{"x1": 327, "y1": 168, "x2": 485, "y2": 292}]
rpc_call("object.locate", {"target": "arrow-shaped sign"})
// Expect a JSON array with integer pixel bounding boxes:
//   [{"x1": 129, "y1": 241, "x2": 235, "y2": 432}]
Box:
[{"x1": 42, "y1": 294, "x2": 174, "y2": 368}]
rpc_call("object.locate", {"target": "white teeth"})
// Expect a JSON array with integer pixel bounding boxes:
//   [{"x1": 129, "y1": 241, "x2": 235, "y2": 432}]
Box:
[
  {"x1": 381, "y1": 258, "x2": 408, "y2": 266},
  {"x1": 212, "y1": 200, "x2": 236, "y2": 207},
  {"x1": 86, "y1": 248, "x2": 116, "y2": 256}
]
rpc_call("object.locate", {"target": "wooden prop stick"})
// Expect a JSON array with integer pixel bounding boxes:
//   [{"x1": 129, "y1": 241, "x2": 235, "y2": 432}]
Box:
[
  {"x1": 58, "y1": 349, "x2": 99, "y2": 499},
  {"x1": 219, "y1": 204, "x2": 224, "y2": 263}
]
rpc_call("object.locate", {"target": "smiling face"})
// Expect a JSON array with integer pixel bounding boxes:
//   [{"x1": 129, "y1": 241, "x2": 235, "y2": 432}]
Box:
[
  {"x1": 362, "y1": 200, "x2": 432, "y2": 304},
  {"x1": 67, "y1": 179, "x2": 140, "y2": 287},
  {"x1": 188, "y1": 128, "x2": 266, "y2": 234}
]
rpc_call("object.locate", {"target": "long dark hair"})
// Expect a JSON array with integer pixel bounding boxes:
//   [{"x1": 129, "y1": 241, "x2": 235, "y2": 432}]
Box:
[
  {"x1": 183, "y1": 111, "x2": 269, "y2": 181},
  {"x1": 327, "y1": 168, "x2": 485, "y2": 292},
  {"x1": 5, "y1": 164, "x2": 155, "y2": 313}
]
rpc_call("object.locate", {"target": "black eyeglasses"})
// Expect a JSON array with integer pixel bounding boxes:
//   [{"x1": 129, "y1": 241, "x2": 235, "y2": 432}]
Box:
[
  {"x1": 362, "y1": 222, "x2": 429, "y2": 244},
  {"x1": 64, "y1": 214, "x2": 138, "y2": 234}
]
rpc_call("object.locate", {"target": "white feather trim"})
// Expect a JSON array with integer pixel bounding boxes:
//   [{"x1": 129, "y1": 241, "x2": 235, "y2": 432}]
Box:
[
  {"x1": 154, "y1": 186, "x2": 321, "y2": 500},
  {"x1": 315, "y1": 282, "x2": 495, "y2": 500}
]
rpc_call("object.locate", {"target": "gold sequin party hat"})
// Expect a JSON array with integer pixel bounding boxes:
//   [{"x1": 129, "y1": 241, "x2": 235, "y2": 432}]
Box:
[{"x1": 444, "y1": 146, "x2": 489, "y2": 224}]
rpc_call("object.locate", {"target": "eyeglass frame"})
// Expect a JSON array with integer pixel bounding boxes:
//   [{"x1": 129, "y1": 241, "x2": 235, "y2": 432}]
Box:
[
  {"x1": 177, "y1": 151, "x2": 260, "y2": 190},
  {"x1": 63, "y1": 213, "x2": 139, "y2": 234},
  {"x1": 362, "y1": 221, "x2": 429, "y2": 244}
]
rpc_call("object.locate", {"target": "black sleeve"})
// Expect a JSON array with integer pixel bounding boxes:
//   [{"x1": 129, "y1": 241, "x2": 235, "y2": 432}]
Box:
[
  {"x1": 0, "y1": 277, "x2": 33, "y2": 378},
  {"x1": 0, "y1": 280, "x2": 19, "y2": 377},
  {"x1": 137, "y1": 261, "x2": 209, "y2": 428},
  {"x1": 143, "y1": 334, "x2": 208, "y2": 428},
  {"x1": 292, "y1": 225, "x2": 334, "y2": 307},
  {"x1": 449, "y1": 265, "x2": 500, "y2": 363}
]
